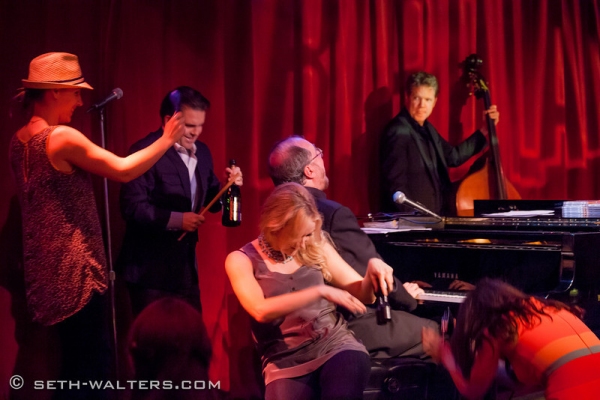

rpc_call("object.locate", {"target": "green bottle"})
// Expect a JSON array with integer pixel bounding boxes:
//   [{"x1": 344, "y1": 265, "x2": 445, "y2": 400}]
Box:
[{"x1": 222, "y1": 159, "x2": 241, "y2": 227}]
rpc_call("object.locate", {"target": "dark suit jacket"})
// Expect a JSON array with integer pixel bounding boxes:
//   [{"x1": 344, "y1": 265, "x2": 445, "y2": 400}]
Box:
[
  {"x1": 380, "y1": 107, "x2": 486, "y2": 214},
  {"x1": 117, "y1": 129, "x2": 221, "y2": 293},
  {"x1": 306, "y1": 187, "x2": 437, "y2": 358},
  {"x1": 306, "y1": 187, "x2": 416, "y2": 311}
]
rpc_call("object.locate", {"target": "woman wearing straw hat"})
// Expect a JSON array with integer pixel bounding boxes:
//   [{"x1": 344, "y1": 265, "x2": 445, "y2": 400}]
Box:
[{"x1": 8, "y1": 52, "x2": 184, "y2": 399}]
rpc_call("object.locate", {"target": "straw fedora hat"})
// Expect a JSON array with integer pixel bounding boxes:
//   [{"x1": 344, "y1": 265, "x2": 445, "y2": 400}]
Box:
[{"x1": 22, "y1": 52, "x2": 93, "y2": 90}]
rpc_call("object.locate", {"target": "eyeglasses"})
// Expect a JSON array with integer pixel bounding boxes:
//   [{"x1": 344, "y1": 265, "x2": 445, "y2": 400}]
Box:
[{"x1": 307, "y1": 148, "x2": 323, "y2": 165}]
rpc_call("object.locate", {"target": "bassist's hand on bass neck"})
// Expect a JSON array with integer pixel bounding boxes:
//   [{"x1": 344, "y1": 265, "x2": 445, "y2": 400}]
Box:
[{"x1": 480, "y1": 104, "x2": 499, "y2": 138}]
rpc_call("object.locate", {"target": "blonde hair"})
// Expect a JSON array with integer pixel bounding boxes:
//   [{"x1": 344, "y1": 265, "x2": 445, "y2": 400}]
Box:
[{"x1": 259, "y1": 182, "x2": 332, "y2": 281}]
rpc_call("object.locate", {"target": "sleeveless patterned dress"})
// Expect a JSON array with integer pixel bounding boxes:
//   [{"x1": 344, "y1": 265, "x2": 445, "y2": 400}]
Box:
[{"x1": 9, "y1": 126, "x2": 107, "y2": 326}]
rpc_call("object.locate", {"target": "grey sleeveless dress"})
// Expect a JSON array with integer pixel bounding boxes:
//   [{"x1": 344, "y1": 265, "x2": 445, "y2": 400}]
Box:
[{"x1": 240, "y1": 243, "x2": 367, "y2": 385}]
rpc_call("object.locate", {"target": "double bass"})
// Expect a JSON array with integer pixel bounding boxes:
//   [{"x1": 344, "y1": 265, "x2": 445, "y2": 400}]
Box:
[{"x1": 455, "y1": 54, "x2": 520, "y2": 216}]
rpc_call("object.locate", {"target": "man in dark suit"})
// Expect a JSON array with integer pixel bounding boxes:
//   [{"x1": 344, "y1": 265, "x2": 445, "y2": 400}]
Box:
[
  {"x1": 268, "y1": 136, "x2": 437, "y2": 358},
  {"x1": 117, "y1": 86, "x2": 242, "y2": 315},
  {"x1": 380, "y1": 71, "x2": 498, "y2": 215}
]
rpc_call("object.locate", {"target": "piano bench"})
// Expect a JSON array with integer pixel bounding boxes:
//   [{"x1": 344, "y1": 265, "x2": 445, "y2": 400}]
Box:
[{"x1": 364, "y1": 357, "x2": 459, "y2": 400}]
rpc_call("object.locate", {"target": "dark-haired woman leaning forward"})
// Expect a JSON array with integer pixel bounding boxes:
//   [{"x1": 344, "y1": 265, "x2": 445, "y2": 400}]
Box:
[{"x1": 422, "y1": 278, "x2": 600, "y2": 399}]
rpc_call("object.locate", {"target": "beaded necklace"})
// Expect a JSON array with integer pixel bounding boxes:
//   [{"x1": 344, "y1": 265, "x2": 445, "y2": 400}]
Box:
[{"x1": 258, "y1": 234, "x2": 294, "y2": 264}]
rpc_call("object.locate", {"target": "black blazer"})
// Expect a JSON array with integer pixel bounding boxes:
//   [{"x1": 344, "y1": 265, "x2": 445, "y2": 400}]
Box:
[
  {"x1": 306, "y1": 187, "x2": 439, "y2": 358},
  {"x1": 117, "y1": 129, "x2": 221, "y2": 293},
  {"x1": 306, "y1": 187, "x2": 416, "y2": 311},
  {"x1": 380, "y1": 108, "x2": 486, "y2": 214}
]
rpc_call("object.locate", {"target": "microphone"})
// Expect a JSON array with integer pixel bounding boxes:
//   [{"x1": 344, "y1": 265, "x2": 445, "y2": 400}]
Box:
[
  {"x1": 376, "y1": 282, "x2": 392, "y2": 325},
  {"x1": 87, "y1": 88, "x2": 123, "y2": 112},
  {"x1": 392, "y1": 191, "x2": 442, "y2": 220}
]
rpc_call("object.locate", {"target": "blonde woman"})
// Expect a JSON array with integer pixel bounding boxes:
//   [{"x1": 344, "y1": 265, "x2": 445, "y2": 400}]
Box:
[{"x1": 225, "y1": 182, "x2": 394, "y2": 400}]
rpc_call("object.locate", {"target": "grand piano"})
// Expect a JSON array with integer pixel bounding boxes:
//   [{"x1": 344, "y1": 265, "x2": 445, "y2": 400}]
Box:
[{"x1": 366, "y1": 200, "x2": 600, "y2": 304}]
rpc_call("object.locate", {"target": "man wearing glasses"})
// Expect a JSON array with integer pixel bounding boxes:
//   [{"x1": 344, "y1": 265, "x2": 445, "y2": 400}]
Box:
[{"x1": 267, "y1": 136, "x2": 437, "y2": 359}]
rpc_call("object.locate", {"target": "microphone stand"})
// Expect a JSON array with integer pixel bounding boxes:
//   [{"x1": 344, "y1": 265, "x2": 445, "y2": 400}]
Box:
[{"x1": 96, "y1": 107, "x2": 120, "y2": 383}]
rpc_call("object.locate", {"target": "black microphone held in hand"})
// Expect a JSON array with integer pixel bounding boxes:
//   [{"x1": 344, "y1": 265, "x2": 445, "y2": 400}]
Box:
[
  {"x1": 392, "y1": 191, "x2": 442, "y2": 220},
  {"x1": 376, "y1": 292, "x2": 392, "y2": 325},
  {"x1": 376, "y1": 289, "x2": 392, "y2": 325},
  {"x1": 87, "y1": 88, "x2": 123, "y2": 112}
]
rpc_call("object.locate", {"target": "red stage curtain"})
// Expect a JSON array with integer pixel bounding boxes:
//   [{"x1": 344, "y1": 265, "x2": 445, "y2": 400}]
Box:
[{"x1": 1, "y1": 0, "x2": 599, "y2": 397}]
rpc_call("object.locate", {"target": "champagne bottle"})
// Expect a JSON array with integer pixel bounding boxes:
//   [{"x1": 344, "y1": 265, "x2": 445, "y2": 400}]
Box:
[{"x1": 222, "y1": 159, "x2": 242, "y2": 227}]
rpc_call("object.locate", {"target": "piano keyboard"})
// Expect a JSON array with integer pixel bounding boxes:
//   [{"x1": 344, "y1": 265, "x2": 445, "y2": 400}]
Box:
[{"x1": 417, "y1": 289, "x2": 467, "y2": 303}]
